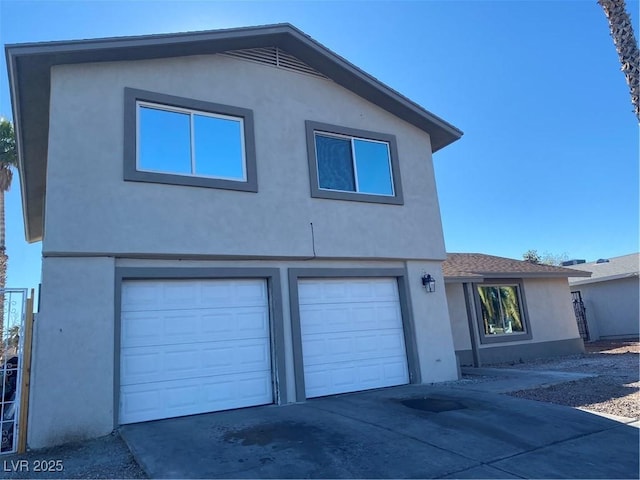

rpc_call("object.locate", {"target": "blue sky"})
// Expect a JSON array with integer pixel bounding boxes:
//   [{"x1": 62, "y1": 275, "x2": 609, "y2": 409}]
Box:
[{"x1": 0, "y1": 0, "x2": 638, "y2": 291}]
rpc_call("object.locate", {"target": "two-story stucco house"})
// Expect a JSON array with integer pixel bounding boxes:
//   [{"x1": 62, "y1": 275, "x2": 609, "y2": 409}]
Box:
[{"x1": 7, "y1": 24, "x2": 464, "y2": 448}]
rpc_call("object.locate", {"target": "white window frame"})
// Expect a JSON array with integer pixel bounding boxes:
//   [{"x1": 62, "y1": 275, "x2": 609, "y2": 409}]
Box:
[
  {"x1": 136, "y1": 101, "x2": 248, "y2": 182},
  {"x1": 313, "y1": 131, "x2": 395, "y2": 197}
]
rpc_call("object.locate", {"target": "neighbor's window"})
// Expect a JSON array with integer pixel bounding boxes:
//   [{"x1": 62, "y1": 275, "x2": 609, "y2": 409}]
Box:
[
  {"x1": 476, "y1": 284, "x2": 525, "y2": 336},
  {"x1": 305, "y1": 121, "x2": 403, "y2": 205},
  {"x1": 124, "y1": 88, "x2": 257, "y2": 192},
  {"x1": 138, "y1": 103, "x2": 246, "y2": 180}
]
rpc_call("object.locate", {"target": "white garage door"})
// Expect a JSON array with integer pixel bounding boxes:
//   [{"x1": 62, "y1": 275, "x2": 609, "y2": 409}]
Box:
[
  {"x1": 298, "y1": 277, "x2": 409, "y2": 398},
  {"x1": 119, "y1": 279, "x2": 272, "y2": 424}
]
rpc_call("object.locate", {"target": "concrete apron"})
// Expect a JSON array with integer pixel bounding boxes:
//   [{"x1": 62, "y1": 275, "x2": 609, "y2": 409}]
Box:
[{"x1": 120, "y1": 375, "x2": 640, "y2": 479}]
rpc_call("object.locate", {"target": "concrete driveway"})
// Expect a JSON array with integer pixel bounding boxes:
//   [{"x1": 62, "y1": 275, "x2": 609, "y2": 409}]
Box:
[{"x1": 121, "y1": 382, "x2": 639, "y2": 479}]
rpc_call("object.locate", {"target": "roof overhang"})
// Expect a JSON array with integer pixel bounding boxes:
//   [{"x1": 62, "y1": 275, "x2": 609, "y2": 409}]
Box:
[
  {"x1": 444, "y1": 274, "x2": 484, "y2": 283},
  {"x1": 444, "y1": 270, "x2": 591, "y2": 283},
  {"x1": 569, "y1": 272, "x2": 638, "y2": 286},
  {"x1": 6, "y1": 23, "x2": 464, "y2": 243}
]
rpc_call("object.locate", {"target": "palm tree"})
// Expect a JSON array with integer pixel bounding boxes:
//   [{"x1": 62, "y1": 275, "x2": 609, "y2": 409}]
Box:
[
  {"x1": 0, "y1": 119, "x2": 17, "y2": 360},
  {"x1": 598, "y1": 0, "x2": 640, "y2": 121},
  {"x1": 0, "y1": 119, "x2": 16, "y2": 277}
]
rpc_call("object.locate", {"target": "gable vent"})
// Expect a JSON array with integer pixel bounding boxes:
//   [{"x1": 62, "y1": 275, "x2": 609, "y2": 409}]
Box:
[{"x1": 221, "y1": 47, "x2": 328, "y2": 79}]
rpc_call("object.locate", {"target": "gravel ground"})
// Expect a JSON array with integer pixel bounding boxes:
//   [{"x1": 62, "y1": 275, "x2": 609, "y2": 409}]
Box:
[
  {"x1": 496, "y1": 339, "x2": 639, "y2": 419},
  {"x1": 0, "y1": 432, "x2": 146, "y2": 479}
]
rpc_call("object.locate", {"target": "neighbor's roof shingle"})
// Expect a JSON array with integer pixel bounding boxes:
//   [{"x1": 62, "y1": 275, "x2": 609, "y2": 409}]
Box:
[
  {"x1": 443, "y1": 253, "x2": 591, "y2": 282},
  {"x1": 567, "y1": 253, "x2": 639, "y2": 286}
]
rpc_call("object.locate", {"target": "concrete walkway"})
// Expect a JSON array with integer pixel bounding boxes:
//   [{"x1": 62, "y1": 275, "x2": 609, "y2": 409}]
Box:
[
  {"x1": 121, "y1": 374, "x2": 639, "y2": 479},
  {"x1": 460, "y1": 366, "x2": 597, "y2": 393}
]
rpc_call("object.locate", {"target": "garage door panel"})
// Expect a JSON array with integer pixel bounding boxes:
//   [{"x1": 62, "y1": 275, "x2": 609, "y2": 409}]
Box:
[
  {"x1": 302, "y1": 335, "x2": 352, "y2": 362},
  {"x1": 384, "y1": 360, "x2": 411, "y2": 381},
  {"x1": 299, "y1": 278, "x2": 409, "y2": 398},
  {"x1": 120, "y1": 278, "x2": 272, "y2": 424},
  {"x1": 121, "y1": 338, "x2": 270, "y2": 386},
  {"x1": 299, "y1": 278, "x2": 399, "y2": 305},
  {"x1": 120, "y1": 370, "x2": 272, "y2": 424},
  {"x1": 200, "y1": 309, "x2": 269, "y2": 339},
  {"x1": 361, "y1": 331, "x2": 407, "y2": 353},
  {"x1": 233, "y1": 310, "x2": 270, "y2": 335},
  {"x1": 303, "y1": 345, "x2": 408, "y2": 367},
  {"x1": 303, "y1": 358, "x2": 407, "y2": 398},
  {"x1": 302, "y1": 330, "x2": 407, "y2": 367},
  {"x1": 122, "y1": 279, "x2": 268, "y2": 312},
  {"x1": 300, "y1": 304, "x2": 402, "y2": 335},
  {"x1": 122, "y1": 307, "x2": 269, "y2": 348},
  {"x1": 121, "y1": 283, "x2": 161, "y2": 311}
]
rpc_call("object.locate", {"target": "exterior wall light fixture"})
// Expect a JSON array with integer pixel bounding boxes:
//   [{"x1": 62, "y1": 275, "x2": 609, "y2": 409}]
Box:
[{"x1": 421, "y1": 273, "x2": 436, "y2": 292}]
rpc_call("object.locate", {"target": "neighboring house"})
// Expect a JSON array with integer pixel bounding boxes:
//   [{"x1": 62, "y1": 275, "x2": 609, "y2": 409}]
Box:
[
  {"x1": 7, "y1": 24, "x2": 464, "y2": 448},
  {"x1": 443, "y1": 253, "x2": 590, "y2": 366},
  {"x1": 567, "y1": 254, "x2": 639, "y2": 341}
]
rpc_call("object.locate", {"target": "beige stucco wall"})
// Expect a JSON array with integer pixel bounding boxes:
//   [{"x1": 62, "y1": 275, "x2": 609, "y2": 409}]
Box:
[
  {"x1": 521, "y1": 278, "x2": 581, "y2": 342},
  {"x1": 445, "y1": 282, "x2": 471, "y2": 351},
  {"x1": 405, "y1": 261, "x2": 458, "y2": 382},
  {"x1": 29, "y1": 257, "x2": 458, "y2": 448},
  {"x1": 44, "y1": 54, "x2": 446, "y2": 260},
  {"x1": 29, "y1": 257, "x2": 116, "y2": 448},
  {"x1": 30, "y1": 52, "x2": 459, "y2": 449},
  {"x1": 446, "y1": 277, "x2": 583, "y2": 363},
  {"x1": 572, "y1": 277, "x2": 639, "y2": 340}
]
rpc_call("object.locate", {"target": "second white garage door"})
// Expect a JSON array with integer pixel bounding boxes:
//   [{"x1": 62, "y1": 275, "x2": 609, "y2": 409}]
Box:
[
  {"x1": 298, "y1": 277, "x2": 409, "y2": 398},
  {"x1": 119, "y1": 278, "x2": 272, "y2": 424}
]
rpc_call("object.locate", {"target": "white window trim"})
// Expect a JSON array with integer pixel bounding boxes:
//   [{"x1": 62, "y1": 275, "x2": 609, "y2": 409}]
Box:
[
  {"x1": 313, "y1": 131, "x2": 395, "y2": 197},
  {"x1": 136, "y1": 101, "x2": 248, "y2": 182}
]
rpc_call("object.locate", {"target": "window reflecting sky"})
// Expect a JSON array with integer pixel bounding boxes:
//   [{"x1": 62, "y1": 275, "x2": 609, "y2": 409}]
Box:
[
  {"x1": 138, "y1": 106, "x2": 244, "y2": 180},
  {"x1": 353, "y1": 140, "x2": 393, "y2": 195},
  {"x1": 139, "y1": 107, "x2": 191, "y2": 174}
]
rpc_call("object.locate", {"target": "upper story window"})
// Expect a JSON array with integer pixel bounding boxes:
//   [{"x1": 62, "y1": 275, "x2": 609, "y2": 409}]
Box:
[
  {"x1": 124, "y1": 88, "x2": 257, "y2": 191},
  {"x1": 138, "y1": 104, "x2": 245, "y2": 180},
  {"x1": 305, "y1": 121, "x2": 404, "y2": 205}
]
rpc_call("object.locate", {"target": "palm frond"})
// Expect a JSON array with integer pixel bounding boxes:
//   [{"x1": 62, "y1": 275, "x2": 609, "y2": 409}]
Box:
[{"x1": 0, "y1": 119, "x2": 17, "y2": 169}]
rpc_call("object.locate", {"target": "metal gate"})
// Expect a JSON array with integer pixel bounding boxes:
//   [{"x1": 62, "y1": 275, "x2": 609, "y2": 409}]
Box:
[
  {"x1": 0, "y1": 289, "x2": 31, "y2": 455},
  {"x1": 572, "y1": 291, "x2": 590, "y2": 341}
]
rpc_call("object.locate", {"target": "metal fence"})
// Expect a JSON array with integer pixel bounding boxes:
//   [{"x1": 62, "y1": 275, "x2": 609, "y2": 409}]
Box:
[
  {"x1": 571, "y1": 290, "x2": 590, "y2": 342},
  {"x1": 0, "y1": 289, "x2": 28, "y2": 454}
]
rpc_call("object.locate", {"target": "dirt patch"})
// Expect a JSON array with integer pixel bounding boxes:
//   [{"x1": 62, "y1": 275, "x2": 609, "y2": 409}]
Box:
[
  {"x1": 498, "y1": 340, "x2": 639, "y2": 419},
  {"x1": 1, "y1": 433, "x2": 146, "y2": 479},
  {"x1": 585, "y1": 338, "x2": 639, "y2": 354}
]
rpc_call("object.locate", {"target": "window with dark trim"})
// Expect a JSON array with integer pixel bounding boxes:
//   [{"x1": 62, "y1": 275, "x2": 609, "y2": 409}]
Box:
[
  {"x1": 305, "y1": 121, "x2": 403, "y2": 205},
  {"x1": 473, "y1": 280, "x2": 532, "y2": 343},
  {"x1": 124, "y1": 88, "x2": 257, "y2": 191}
]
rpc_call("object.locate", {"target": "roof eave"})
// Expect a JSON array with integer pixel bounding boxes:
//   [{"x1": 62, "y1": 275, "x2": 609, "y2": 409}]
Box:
[
  {"x1": 569, "y1": 272, "x2": 638, "y2": 286},
  {"x1": 479, "y1": 271, "x2": 591, "y2": 279},
  {"x1": 444, "y1": 275, "x2": 485, "y2": 283},
  {"x1": 6, "y1": 48, "x2": 41, "y2": 243}
]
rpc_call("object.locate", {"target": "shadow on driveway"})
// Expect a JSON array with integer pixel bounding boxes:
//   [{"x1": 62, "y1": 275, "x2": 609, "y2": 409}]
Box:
[{"x1": 121, "y1": 383, "x2": 639, "y2": 479}]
